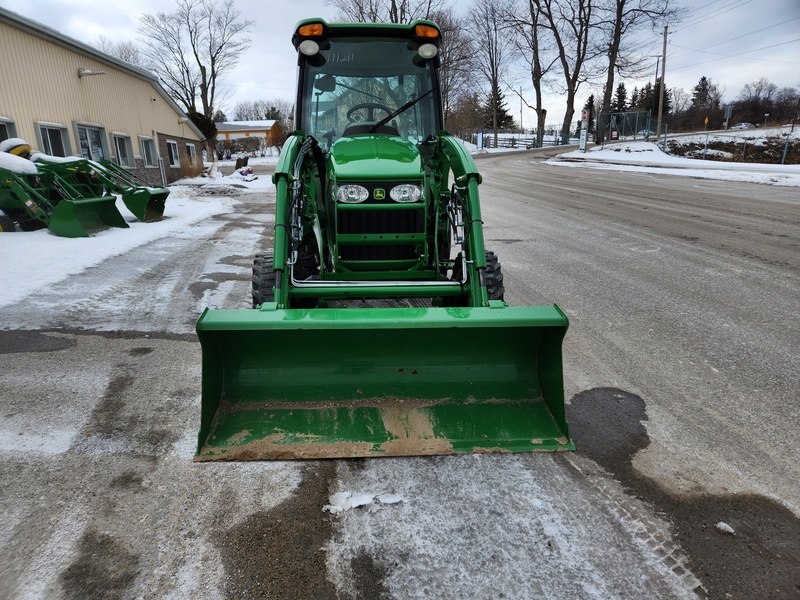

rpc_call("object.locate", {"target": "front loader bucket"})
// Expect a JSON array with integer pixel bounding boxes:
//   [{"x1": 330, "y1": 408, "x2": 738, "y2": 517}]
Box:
[
  {"x1": 121, "y1": 187, "x2": 168, "y2": 222},
  {"x1": 47, "y1": 196, "x2": 129, "y2": 237},
  {"x1": 195, "y1": 303, "x2": 572, "y2": 461}
]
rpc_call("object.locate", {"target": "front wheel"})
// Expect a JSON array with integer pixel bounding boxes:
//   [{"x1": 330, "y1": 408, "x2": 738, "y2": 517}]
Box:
[
  {"x1": 0, "y1": 214, "x2": 16, "y2": 232},
  {"x1": 443, "y1": 250, "x2": 505, "y2": 306},
  {"x1": 252, "y1": 251, "x2": 276, "y2": 308},
  {"x1": 252, "y1": 250, "x2": 319, "y2": 309},
  {"x1": 484, "y1": 250, "x2": 505, "y2": 301}
]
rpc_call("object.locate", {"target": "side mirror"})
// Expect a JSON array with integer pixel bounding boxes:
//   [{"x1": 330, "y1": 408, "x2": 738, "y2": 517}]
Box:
[{"x1": 315, "y1": 75, "x2": 336, "y2": 92}]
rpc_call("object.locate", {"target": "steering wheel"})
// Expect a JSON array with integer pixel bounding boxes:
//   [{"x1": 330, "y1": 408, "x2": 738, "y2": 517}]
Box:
[{"x1": 346, "y1": 102, "x2": 393, "y2": 122}]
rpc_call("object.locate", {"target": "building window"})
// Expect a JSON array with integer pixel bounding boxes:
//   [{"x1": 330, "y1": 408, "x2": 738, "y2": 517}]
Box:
[
  {"x1": 39, "y1": 125, "x2": 68, "y2": 157},
  {"x1": 0, "y1": 119, "x2": 17, "y2": 143},
  {"x1": 185, "y1": 143, "x2": 197, "y2": 166},
  {"x1": 113, "y1": 135, "x2": 133, "y2": 167},
  {"x1": 139, "y1": 137, "x2": 156, "y2": 167},
  {"x1": 166, "y1": 140, "x2": 179, "y2": 167},
  {"x1": 77, "y1": 125, "x2": 106, "y2": 161}
]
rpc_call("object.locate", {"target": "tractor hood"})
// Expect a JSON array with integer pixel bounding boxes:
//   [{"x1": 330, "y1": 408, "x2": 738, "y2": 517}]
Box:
[{"x1": 329, "y1": 134, "x2": 422, "y2": 180}]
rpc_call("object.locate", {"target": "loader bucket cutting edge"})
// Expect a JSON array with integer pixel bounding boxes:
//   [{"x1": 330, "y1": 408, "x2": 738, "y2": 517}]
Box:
[
  {"x1": 47, "y1": 196, "x2": 129, "y2": 237},
  {"x1": 195, "y1": 304, "x2": 572, "y2": 461}
]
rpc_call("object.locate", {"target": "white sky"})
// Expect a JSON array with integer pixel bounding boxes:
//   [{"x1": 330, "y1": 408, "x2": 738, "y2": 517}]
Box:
[{"x1": 1, "y1": 0, "x2": 798, "y2": 126}]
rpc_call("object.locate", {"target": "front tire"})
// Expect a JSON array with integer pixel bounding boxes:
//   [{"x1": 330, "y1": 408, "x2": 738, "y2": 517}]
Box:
[
  {"x1": 252, "y1": 251, "x2": 276, "y2": 308},
  {"x1": 0, "y1": 214, "x2": 16, "y2": 232},
  {"x1": 443, "y1": 250, "x2": 505, "y2": 306},
  {"x1": 484, "y1": 250, "x2": 505, "y2": 301}
]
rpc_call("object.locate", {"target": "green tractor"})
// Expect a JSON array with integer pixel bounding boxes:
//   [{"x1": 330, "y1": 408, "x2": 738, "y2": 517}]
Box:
[
  {"x1": 195, "y1": 19, "x2": 573, "y2": 460},
  {"x1": 33, "y1": 155, "x2": 168, "y2": 223},
  {"x1": 0, "y1": 151, "x2": 129, "y2": 237}
]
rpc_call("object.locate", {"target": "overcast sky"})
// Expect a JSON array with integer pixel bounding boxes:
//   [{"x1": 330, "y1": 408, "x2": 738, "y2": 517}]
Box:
[{"x1": 2, "y1": 0, "x2": 798, "y2": 126}]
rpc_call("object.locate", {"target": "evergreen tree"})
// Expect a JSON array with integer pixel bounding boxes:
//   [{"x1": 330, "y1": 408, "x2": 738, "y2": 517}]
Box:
[
  {"x1": 583, "y1": 94, "x2": 596, "y2": 133},
  {"x1": 612, "y1": 83, "x2": 628, "y2": 113},
  {"x1": 265, "y1": 106, "x2": 282, "y2": 120},
  {"x1": 652, "y1": 78, "x2": 672, "y2": 116},
  {"x1": 691, "y1": 76, "x2": 712, "y2": 110},
  {"x1": 482, "y1": 87, "x2": 515, "y2": 130},
  {"x1": 630, "y1": 87, "x2": 640, "y2": 110},
  {"x1": 638, "y1": 82, "x2": 655, "y2": 113}
]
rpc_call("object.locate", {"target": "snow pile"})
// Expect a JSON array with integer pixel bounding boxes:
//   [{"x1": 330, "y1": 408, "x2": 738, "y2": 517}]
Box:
[
  {"x1": 549, "y1": 140, "x2": 800, "y2": 187},
  {"x1": 0, "y1": 188, "x2": 238, "y2": 309},
  {"x1": 181, "y1": 167, "x2": 271, "y2": 189},
  {"x1": 323, "y1": 491, "x2": 404, "y2": 514},
  {"x1": 0, "y1": 150, "x2": 38, "y2": 174},
  {"x1": 31, "y1": 152, "x2": 84, "y2": 165}
]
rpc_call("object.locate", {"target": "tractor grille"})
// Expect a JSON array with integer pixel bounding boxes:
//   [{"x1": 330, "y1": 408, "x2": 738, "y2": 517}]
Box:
[
  {"x1": 340, "y1": 244, "x2": 417, "y2": 261},
  {"x1": 337, "y1": 208, "x2": 424, "y2": 235}
]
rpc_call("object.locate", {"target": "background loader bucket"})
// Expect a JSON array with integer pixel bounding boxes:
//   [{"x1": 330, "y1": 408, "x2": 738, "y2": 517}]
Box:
[
  {"x1": 48, "y1": 196, "x2": 129, "y2": 238},
  {"x1": 195, "y1": 304, "x2": 572, "y2": 461},
  {"x1": 122, "y1": 187, "x2": 168, "y2": 222}
]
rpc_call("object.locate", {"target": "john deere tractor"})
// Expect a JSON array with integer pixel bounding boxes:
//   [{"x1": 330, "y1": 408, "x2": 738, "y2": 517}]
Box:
[{"x1": 195, "y1": 19, "x2": 572, "y2": 460}]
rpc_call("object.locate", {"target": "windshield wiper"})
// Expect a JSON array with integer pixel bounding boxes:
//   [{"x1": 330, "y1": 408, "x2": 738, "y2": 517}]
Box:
[{"x1": 368, "y1": 88, "x2": 435, "y2": 133}]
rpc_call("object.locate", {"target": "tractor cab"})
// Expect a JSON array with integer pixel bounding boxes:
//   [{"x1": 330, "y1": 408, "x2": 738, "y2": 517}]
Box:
[{"x1": 294, "y1": 20, "x2": 443, "y2": 150}]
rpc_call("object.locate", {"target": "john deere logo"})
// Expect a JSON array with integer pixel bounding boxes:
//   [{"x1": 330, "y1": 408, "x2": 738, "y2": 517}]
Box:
[{"x1": 373, "y1": 188, "x2": 386, "y2": 200}]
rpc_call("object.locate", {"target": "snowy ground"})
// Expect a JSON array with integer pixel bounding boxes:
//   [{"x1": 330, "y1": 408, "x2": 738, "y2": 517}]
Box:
[
  {"x1": 0, "y1": 167, "x2": 270, "y2": 310},
  {"x1": 548, "y1": 138, "x2": 800, "y2": 187}
]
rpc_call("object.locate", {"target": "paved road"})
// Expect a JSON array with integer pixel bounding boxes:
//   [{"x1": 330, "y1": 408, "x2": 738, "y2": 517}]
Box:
[
  {"x1": 477, "y1": 152, "x2": 800, "y2": 599},
  {"x1": 479, "y1": 151, "x2": 799, "y2": 506},
  {"x1": 0, "y1": 154, "x2": 797, "y2": 599}
]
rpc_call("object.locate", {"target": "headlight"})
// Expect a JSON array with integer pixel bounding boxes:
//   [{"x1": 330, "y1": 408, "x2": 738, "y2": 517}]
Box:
[
  {"x1": 390, "y1": 184, "x2": 422, "y2": 203},
  {"x1": 418, "y1": 43, "x2": 438, "y2": 59},
  {"x1": 337, "y1": 184, "x2": 369, "y2": 203}
]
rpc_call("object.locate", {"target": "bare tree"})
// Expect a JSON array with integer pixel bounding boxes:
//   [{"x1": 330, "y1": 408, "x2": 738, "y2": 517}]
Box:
[
  {"x1": 138, "y1": 0, "x2": 253, "y2": 119},
  {"x1": 468, "y1": 0, "x2": 513, "y2": 147},
  {"x1": 671, "y1": 87, "x2": 689, "y2": 114},
  {"x1": 325, "y1": 0, "x2": 449, "y2": 22},
  {"x1": 505, "y1": 0, "x2": 560, "y2": 146},
  {"x1": 736, "y1": 77, "x2": 779, "y2": 124},
  {"x1": 536, "y1": 0, "x2": 604, "y2": 143},
  {"x1": 595, "y1": 0, "x2": 678, "y2": 116},
  {"x1": 431, "y1": 8, "x2": 474, "y2": 129},
  {"x1": 231, "y1": 98, "x2": 294, "y2": 130},
  {"x1": 95, "y1": 35, "x2": 145, "y2": 67}
]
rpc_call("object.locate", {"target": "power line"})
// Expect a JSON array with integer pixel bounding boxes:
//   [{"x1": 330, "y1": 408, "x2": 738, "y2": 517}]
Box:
[
  {"x1": 668, "y1": 15, "x2": 800, "y2": 62},
  {"x1": 675, "y1": 0, "x2": 756, "y2": 32},
  {"x1": 669, "y1": 37, "x2": 800, "y2": 71}
]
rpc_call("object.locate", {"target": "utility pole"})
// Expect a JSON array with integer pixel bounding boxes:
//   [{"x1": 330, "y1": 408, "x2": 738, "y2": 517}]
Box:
[{"x1": 656, "y1": 25, "x2": 668, "y2": 140}]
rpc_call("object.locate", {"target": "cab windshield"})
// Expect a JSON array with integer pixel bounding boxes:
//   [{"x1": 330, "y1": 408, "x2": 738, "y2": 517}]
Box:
[{"x1": 299, "y1": 38, "x2": 439, "y2": 147}]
